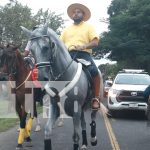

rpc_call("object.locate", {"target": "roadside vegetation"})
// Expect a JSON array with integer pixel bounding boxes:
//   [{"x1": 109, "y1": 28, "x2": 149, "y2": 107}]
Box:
[
  {"x1": 96, "y1": 0, "x2": 150, "y2": 73},
  {"x1": 0, "y1": 104, "x2": 42, "y2": 132},
  {"x1": 0, "y1": 0, "x2": 65, "y2": 50},
  {"x1": 0, "y1": 118, "x2": 19, "y2": 132}
]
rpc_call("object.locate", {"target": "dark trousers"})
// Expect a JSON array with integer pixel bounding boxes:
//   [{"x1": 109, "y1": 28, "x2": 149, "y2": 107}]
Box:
[{"x1": 69, "y1": 50, "x2": 99, "y2": 77}]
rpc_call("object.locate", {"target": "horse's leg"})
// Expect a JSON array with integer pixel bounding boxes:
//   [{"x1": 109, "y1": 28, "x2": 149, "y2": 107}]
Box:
[
  {"x1": 72, "y1": 104, "x2": 81, "y2": 150},
  {"x1": 34, "y1": 117, "x2": 41, "y2": 131},
  {"x1": 16, "y1": 112, "x2": 27, "y2": 150},
  {"x1": 80, "y1": 110, "x2": 88, "y2": 150},
  {"x1": 90, "y1": 110, "x2": 98, "y2": 146},
  {"x1": 15, "y1": 103, "x2": 23, "y2": 149},
  {"x1": 44, "y1": 103, "x2": 53, "y2": 150},
  {"x1": 34, "y1": 99, "x2": 41, "y2": 132},
  {"x1": 57, "y1": 102, "x2": 64, "y2": 127},
  {"x1": 44, "y1": 97, "x2": 60, "y2": 150},
  {"x1": 24, "y1": 115, "x2": 33, "y2": 147},
  {"x1": 26, "y1": 117, "x2": 33, "y2": 132},
  {"x1": 33, "y1": 88, "x2": 41, "y2": 132}
]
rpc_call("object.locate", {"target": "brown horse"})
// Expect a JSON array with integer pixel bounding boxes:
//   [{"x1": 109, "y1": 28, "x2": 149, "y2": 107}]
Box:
[{"x1": 0, "y1": 44, "x2": 43, "y2": 149}]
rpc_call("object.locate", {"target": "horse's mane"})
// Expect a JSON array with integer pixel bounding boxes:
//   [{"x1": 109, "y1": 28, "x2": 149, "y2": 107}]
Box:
[{"x1": 46, "y1": 27, "x2": 72, "y2": 62}]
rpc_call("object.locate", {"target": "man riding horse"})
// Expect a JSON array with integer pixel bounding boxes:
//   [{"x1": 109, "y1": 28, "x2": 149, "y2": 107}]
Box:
[
  {"x1": 60, "y1": 3, "x2": 100, "y2": 110},
  {"x1": 20, "y1": 5, "x2": 106, "y2": 147}
]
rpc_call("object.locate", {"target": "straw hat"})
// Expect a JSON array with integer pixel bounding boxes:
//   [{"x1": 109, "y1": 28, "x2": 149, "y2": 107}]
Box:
[{"x1": 67, "y1": 3, "x2": 91, "y2": 21}]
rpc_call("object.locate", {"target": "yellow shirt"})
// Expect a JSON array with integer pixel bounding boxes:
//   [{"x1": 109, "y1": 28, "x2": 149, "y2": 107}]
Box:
[{"x1": 60, "y1": 21, "x2": 99, "y2": 54}]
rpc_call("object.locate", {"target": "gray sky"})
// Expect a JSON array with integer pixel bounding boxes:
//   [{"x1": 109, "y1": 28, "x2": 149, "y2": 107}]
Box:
[{"x1": 1, "y1": 0, "x2": 112, "y2": 34}]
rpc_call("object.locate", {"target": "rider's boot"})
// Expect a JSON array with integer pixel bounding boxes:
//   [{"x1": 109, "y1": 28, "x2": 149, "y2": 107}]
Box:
[{"x1": 92, "y1": 74, "x2": 100, "y2": 110}]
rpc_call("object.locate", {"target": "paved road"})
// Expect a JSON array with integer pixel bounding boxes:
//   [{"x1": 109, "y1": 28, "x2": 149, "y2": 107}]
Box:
[
  {"x1": 0, "y1": 110, "x2": 112, "y2": 150},
  {"x1": 108, "y1": 110, "x2": 150, "y2": 150},
  {"x1": 1, "y1": 107, "x2": 150, "y2": 150}
]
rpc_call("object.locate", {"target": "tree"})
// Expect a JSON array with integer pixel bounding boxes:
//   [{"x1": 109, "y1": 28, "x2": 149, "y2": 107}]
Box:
[
  {"x1": 99, "y1": 63, "x2": 120, "y2": 80},
  {"x1": 99, "y1": 0, "x2": 150, "y2": 72},
  {"x1": 33, "y1": 9, "x2": 65, "y2": 34},
  {"x1": 0, "y1": 0, "x2": 65, "y2": 49},
  {"x1": 0, "y1": 0, "x2": 33, "y2": 44}
]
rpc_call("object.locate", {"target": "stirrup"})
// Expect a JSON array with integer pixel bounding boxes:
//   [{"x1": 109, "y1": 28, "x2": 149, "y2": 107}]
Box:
[{"x1": 91, "y1": 97, "x2": 100, "y2": 110}]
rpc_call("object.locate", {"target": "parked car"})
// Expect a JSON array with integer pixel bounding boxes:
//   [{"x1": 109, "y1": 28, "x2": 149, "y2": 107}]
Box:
[{"x1": 107, "y1": 69, "x2": 150, "y2": 116}]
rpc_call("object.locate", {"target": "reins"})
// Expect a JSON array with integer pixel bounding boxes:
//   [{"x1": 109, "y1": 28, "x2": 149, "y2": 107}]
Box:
[
  {"x1": 9, "y1": 70, "x2": 32, "y2": 90},
  {"x1": 50, "y1": 46, "x2": 80, "y2": 81},
  {"x1": 35, "y1": 42, "x2": 79, "y2": 81}
]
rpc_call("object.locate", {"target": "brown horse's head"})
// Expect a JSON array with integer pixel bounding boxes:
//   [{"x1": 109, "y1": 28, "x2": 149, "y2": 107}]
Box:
[{"x1": 0, "y1": 44, "x2": 21, "y2": 81}]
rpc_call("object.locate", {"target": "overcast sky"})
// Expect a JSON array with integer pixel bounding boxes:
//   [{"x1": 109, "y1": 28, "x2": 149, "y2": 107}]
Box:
[{"x1": 1, "y1": 0, "x2": 112, "y2": 34}]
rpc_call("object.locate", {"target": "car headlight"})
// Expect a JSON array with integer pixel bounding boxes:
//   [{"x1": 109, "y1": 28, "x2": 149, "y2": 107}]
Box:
[{"x1": 109, "y1": 88, "x2": 121, "y2": 96}]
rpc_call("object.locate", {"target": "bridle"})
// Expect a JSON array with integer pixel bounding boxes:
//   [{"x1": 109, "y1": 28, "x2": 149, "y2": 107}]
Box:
[
  {"x1": 30, "y1": 35, "x2": 52, "y2": 67},
  {"x1": 30, "y1": 35, "x2": 75, "y2": 81}
]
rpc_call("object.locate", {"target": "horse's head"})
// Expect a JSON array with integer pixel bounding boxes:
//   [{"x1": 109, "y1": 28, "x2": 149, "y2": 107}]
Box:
[
  {"x1": 21, "y1": 24, "x2": 60, "y2": 81},
  {"x1": 0, "y1": 44, "x2": 20, "y2": 80}
]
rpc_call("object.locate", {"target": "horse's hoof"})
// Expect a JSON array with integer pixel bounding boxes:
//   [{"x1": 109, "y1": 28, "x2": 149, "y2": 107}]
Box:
[
  {"x1": 91, "y1": 137, "x2": 97, "y2": 146},
  {"x1": 73, "y1": 143, "x2": 79, "y2": 150},
  {"x1": 80, "y1": 144, "x2": 87, "y2": 150},
  {"x1": 34, "y1": 125, "x2": 41, "y2": 132},
  {"x1": 57, "y1": 120, "x2": 64, "y2": 127},
  {"x1": 16, "y1": 144, "x2": 23, "y2": 150},
  {"x1": 44, "y1": 139, "x2": 52, "y2": 150},
  {"x1": 24, "y1": 141, "x2": 33, "y2": 147},
  {"x1": 24, "y1": 137, "x2": 33, "y2": 147}
]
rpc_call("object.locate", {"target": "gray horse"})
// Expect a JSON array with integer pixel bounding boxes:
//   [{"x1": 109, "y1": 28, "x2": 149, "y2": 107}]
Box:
[{"x1": 21, "y1": 24, "x2": 106, "y2": 150}]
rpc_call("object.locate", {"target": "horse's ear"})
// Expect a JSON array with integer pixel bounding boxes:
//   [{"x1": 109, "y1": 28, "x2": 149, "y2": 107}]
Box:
[
  {"x1": 20, "y1": 26, "x2": 32, "y2": 38},
  {"x1": 43, "y1": 23, "x2": 48, "y2": 34}
]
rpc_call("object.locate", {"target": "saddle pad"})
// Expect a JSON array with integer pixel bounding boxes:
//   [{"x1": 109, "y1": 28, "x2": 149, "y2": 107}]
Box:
[{"x1": 77, "y1": 58, "x2": 91, "y2": 66}]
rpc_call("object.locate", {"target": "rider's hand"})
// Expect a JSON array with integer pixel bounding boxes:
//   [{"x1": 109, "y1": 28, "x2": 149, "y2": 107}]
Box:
[
  {"x1": 21, "y1": 50, "x2": 30, "y2": 57},
  {"x1": 74, "y1": 45, "x2": 87, "y2": 50}
]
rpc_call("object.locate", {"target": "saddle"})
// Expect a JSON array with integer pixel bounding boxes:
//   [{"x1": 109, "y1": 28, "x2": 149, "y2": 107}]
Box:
[
  {"x1": 76, "y1": 59, "x2": 94, "y2": 108},
  {"x1": 77, "y1": 58, "x2": 93, "y2": 85}
]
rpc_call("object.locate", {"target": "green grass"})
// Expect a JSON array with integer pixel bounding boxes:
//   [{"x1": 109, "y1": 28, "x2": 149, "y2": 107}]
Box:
[
  {"x1": 0, "y1": 118, "x2": 19, "y2": 132},
  {"x1": 0, "y1": 103, "x2": 43, "y2": 132}
]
